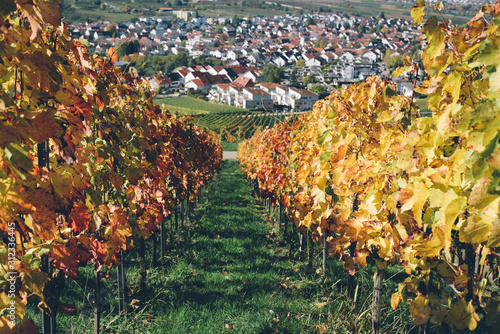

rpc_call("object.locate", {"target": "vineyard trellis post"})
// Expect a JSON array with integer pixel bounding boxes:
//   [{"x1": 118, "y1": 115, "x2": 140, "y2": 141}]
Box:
[
  {"x1": 347, "y1": 193, "x2": 360, "y2": 299},
  {"x1": 117, "y1": 249, "x2": 127, "y2": 315},
  {"x1": 371, "y1": 267, "x2": 385, "y2": 334},
  {"x1": 151, "y1": 231, "x2": 157, "y2": 268},
  {"x1": 94, "y1": 265, "x2": 101, "y2": 334},
  {"x1": 307, "y1": 229, "x2": 314, "y2": 270},
  {"x1": 322, "y1": 232, "x2": 328, "y2": 273},
  {"x1": 161, "y1": 220, "x2": 166, "y2": 258},
  {"x1": 38, "y1": 142, "x2": 59, "y2": 334}
]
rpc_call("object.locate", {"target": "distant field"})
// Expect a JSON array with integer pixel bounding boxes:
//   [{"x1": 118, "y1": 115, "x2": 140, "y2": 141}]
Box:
[
  {"x1": 154, "y1": 96, "x2": 249, "y2": 115},
  {"x1": 63, "y1": 0, "x2": 477, "y2": 25},
  {"x1": 194, "y1": 111, "x2": 301, "y2": 140}
]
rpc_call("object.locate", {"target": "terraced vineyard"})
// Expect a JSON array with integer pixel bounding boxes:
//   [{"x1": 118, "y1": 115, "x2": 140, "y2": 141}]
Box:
[{"x1": 193, "y1": 111, "x2": 304, "y2": 139}]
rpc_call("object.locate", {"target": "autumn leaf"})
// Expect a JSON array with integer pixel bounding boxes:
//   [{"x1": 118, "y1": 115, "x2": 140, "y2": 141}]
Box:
[
  {"x1": 391, "y1": 292, "x2": 402, "y2": 310},
  {"x1": 410, "y1": 296, "x2": 432, "y2": 326},
  {"x1": 446, "y1": 299, "x2": 479, "y2": 330}
]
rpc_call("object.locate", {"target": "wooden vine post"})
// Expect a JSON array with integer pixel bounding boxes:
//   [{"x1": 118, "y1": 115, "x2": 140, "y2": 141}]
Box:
[
  {"x1": 151, "y1": 231, "x2": 157, "y2": 268},
  {"x1": 161, "y1": 220, "x2": 166, "y2": 258},
  {"x1": 180, "y1": 199, "x2": 184, "y2": 229},
  {"x1": 94, "y1": 265, "x2": 101, "y2": 334},
  {"x1": 347, "y1": 193, "x2": 360, "y2": 299},
  {"x1": 322, "y1": 232, "x2": 328, "y2": 273},
  {"x1": 38, "y1": 142, "x2": 60, "y2": 334},
  {"x1": 371, "y1": 263, "x2": 385, "y2": 334},
  {"x1": 117, "y1": 250, "x2": 127, "y2": 315},
  {"x1": 307, "y1": 229, "x2": 314, "y2": 270},
  {"x1": 139, "y1": 235, "x2": 146, "y2": 290}
]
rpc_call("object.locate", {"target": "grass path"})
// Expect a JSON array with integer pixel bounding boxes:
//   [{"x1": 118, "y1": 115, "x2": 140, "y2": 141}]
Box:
[
  {"x1": 26, "y1": 160, "x2": 416, "y2": 333},
  {"x1": 149, "y1": 160, "x2": 330, "y2": 333}
]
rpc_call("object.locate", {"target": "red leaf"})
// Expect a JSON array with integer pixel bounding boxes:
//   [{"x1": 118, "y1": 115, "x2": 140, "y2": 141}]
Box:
[{"x1": 69, "y1": 202, "x2": 90, "y2": 233}]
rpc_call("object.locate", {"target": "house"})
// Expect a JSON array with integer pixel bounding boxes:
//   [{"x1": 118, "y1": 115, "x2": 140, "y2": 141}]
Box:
[
  {"x1": 234, "y1": 87, "x2": 273, "y2": 110},
  {"x1": 231, "y1": 75, "x2": 254, "y2": 88},
  {"x1": 394, "y1": 80, "x2": 413, "y2": 97},
  {"x1": 287, "y1": 87, "x2": 319, "y2": 111},
  {"x1": 185, "y1": 77, "x2": 211, "y2": 91},
  {"x1": 150, "y1": 74, "x2": 172, "y2": 91}
]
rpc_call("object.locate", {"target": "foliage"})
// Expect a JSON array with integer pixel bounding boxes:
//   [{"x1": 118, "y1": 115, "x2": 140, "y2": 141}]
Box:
[
  {"x1": 309, "y1": 84, "x2": 328, "y2": 99},
  {"x1": 127, "y1": 53, "x2": 189, "y2": 77},
  {"x1": 0, "y1": 1, "x2": 222, "y2": 331},
  {"x1": 239, "y1": 0, "x2": 500, "y2": 331},
  {"x1": 303, "y1": 74, "x2": 316, "y2": 86},
  {"x1": 116, "y1": 40, "x2": 139, "y2": 56},
  {"x1": 262, "y1": 64, "x2": 284, "y2": 84},
  {"x1": 304, "y1": 17, "x2": 315, "y2": 26}
]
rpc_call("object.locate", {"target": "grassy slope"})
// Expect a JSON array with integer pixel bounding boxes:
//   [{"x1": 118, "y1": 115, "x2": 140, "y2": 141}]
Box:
[{"x1": 154, "y1": 96, "x2": 248, "y2": 116}]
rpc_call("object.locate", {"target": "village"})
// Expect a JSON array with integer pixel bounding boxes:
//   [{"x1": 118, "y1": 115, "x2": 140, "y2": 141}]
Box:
[{"x1": 70, "y1": 9, "x2": 422, "y2": 111}]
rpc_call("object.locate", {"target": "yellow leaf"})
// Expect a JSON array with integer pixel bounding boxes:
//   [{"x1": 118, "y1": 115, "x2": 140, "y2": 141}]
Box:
[
  {"x1": 446, "y1": 299, "x2": 479, "y2": 330},
  {"x1": 411, "y1": 5, "x2": 426, "y2": 26},
  {"x1": 487, "y1": 219, "x2": 500, "y2": 248},
  {"x1": 440, "y1": 191, "x2": 466, "y2": 255},
  {"x1": 460, "y1": 215, "x2": 492, "y2": 244},
  {"x1": 399, "y1": 181, "x2": 429, "y2": 228},
  {"x1": 414, "y1": 227, "x2": 445, "y2": 258},
  {"x1": 391, "y1": 292, "x2": 402, "y2": 310},
  {"x1": 410, "y1": 296, "x2": 431, "y2": 326}
]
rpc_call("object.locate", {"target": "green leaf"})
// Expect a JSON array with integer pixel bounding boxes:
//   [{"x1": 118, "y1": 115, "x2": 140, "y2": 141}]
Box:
[
  {"x1": 320, "y1": 151, "x2": 331, "y2": 162},
  {"x1": 4, "y1": 143, "x2": 34, "y2": 173},
  {"x1": 325, "y1": 186, "x2": 340, "y2": 202},
  {"x1": 317, "y1": 129, "x2": 331, "y2": 145},
  {"x1": 411, "y1": 5, "x2": 426, "y2": 26}
]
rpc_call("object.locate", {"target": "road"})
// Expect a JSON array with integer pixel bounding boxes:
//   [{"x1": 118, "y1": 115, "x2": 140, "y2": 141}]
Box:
[{"x1": 223, "y1": 151, "x2": 237, "y2": 160}]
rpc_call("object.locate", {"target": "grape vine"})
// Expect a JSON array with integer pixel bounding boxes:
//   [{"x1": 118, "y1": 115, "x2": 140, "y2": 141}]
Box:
[
  {"x1": 239, "y1": 1, "x2": 500, "y2": 330},
  {"x1": 0, "y1": 1, "x2": 221, "y2": 331}
]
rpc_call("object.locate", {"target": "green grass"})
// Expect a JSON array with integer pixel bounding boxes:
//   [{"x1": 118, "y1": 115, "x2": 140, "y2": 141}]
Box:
[
  {"x1": 416, "y1": 97, "x2": 432, "y2": 117},
  {"x1": 154, "y1": 97, "x2": 248, "y2": 115},
  {"x1": 221, "y1": 141, "x2": 241, "y2": 151}
]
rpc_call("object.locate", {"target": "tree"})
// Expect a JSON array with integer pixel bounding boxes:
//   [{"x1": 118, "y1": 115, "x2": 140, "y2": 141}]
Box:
[
  {"x1": 232, "y1": 15, "x2": 240, "y2": 28},
  {"x1": 304, "y1": 17, "x2": 315, "y2": 27},
  {"x1": 303, "y1": 73, "x2": 315, "y2": 86},
  {"x1": 262, "y1": 64, "x2": 283, "y2": 83},
  {"x1": 309, "y1": 84, "x2": 328, "y2": 99},
  {"x1": 116, "y1": 40, "x2": 140, "y2": 57},
  {"x1": 316, "y1": 37, "x2": 329, "y2": 49},
  {"x1": 297, "y1": 59, "x2": 305, "y2": 68},
  {"x1": 290, "y1": 66, "x2": 300, "y2": 88}
]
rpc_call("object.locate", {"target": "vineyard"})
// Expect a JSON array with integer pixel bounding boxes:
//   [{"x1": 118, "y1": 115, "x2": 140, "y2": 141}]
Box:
[
  {"x1": 0, "y1": 1, "x2": 221, "y2": 333},
  {"x1": 193, "y1": 111, "x2": 304, "y2": 141},
  {"x1": 154, "y1": 96, "x2": 249, "y2": 116},
  {"x1": 239, "y1": 1, "x2": 500, "y2": 333},
  {"x1": 2, "y1": 0, "x2": 500, "y2": 333}
]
